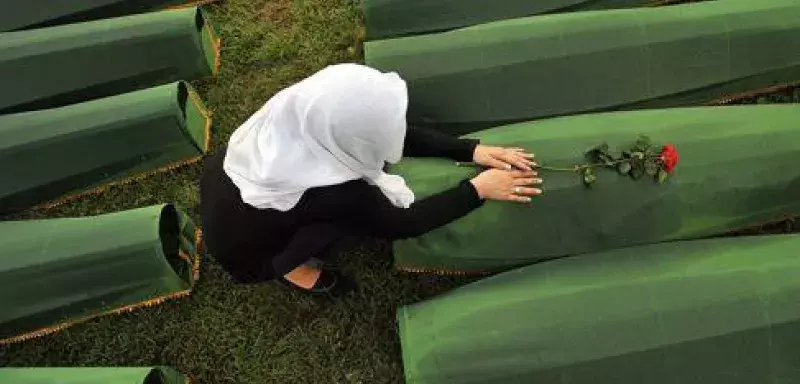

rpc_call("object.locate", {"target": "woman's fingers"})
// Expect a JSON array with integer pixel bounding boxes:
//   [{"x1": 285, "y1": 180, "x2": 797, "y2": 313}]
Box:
[
  {"x1": 470, "y1": 168, "x2": 542, "y2": 203},
  {"x1": 510, "y1": 148, "x2": 535, "y2": 158},
  {"x1": 505, "y1": 194, "x2": 532, "y2": 203},
  {"x1": 500, "y1": 153, "x2": 536, "y2": 170},
  {"x1": 478, "y1": 154, "x2": 511, "y2": 170},
  {"x1": 486, "y1": 158, "x2": 513, "y2": 170},
  {"x1": 511, "y1": 187, "x2": 542, "y2": 196},
  {"x1": 508, "y1": 174, "x2": 543, "y2": 203},
  {"x1": 489, "y1": 153, "x2": 527, "y2": 171},
  {"x1": 513, "y1": 178, "x2": 543, "y2": 186},
  {"x1": 509, "y1": 156, "x2": 533, "y2": 171},
  {"x1": 511, "y1": 162, "x2": 532, "y2": 171},
  {"x1": 483, "y1": 148, "x2": 536, "y2": 171}
]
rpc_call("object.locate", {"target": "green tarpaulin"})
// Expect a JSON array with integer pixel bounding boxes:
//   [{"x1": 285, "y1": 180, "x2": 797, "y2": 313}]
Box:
[
  {"x1": 0, "y1": 367, "x2": 189, "y2": 383},
  {"x1": 0, "y1": 82, "x2": 211, "y2": 215},
  {"x1": 363, "y1": 0, "x2": 654, "y2": 40},
  {"x1": 366, "y1": 0, "x2": 800, "y2": 134},
  {"x1": 0, "y1": 204, "x2": 201, "y2": 345},
  {"x1": 398, "y1": 234, "x2": 800, "y2": 384},
  {"x1": 392, "y1": 105, "x2": 800, "y2": 273},
  {"x1": 0, "y1": 0, "x2": 213, "y2": 32},
  {"x1": 0, "y1": 6, "x2": 219, "y2": 114}
]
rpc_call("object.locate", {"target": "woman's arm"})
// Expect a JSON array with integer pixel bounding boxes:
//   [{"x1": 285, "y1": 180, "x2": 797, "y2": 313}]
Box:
[
  {"x1": 301, "y1": 173, "x2": 540, "y2": 242},
  {"x1": 403, "y1": 125, "x2": 478, "y2": 162},
  {"x1": 303, "y1": 179, "x2": 484, "y2": 241},
  {"x1": 403, "y1": 126, "x2": 536, "y2": 172},
  {"x1": 344, "y1": 168, "x2": 540, "y2": 240},
  {"x1": 359, "y1": 180, "x2": 484, "y2": 240}
]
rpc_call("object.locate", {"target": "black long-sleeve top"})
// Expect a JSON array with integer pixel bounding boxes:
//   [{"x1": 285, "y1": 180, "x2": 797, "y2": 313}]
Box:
[{"x1": 199, "y1": 127, "x2": 483, "y2": 283}]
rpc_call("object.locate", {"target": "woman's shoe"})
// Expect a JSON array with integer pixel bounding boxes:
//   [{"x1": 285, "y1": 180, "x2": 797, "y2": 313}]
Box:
[{"x1": 279, "y1": 269, "x2": 350, "y2": 296}]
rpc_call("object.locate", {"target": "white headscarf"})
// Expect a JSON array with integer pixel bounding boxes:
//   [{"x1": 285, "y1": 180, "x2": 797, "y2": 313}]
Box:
[{"x1": 223, "y1": 63, "x2": 415, "y2": 211}]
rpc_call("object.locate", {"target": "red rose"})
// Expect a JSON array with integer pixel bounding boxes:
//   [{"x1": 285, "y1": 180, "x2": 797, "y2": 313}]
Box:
[{"x1": 660, "y1": 144, "x2": 679, "y2": 173}]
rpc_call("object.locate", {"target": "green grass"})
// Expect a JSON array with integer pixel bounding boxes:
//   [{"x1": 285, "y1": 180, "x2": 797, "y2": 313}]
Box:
[{"x1": 1, "y1": 0, "x2": 798, "y2": 382}]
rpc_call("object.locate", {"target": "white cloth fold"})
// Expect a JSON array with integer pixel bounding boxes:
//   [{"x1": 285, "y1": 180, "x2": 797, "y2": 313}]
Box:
[{"x1": 223, "y1": 63, "x2": 415, "y2": 211}]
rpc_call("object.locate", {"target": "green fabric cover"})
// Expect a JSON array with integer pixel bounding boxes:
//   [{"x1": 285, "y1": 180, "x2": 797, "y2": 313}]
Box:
[
  {"x1": 363, "y1": 0, "x2": 652, "y2": 40},
  {"x1": 0, "y1": 82, "x2": 210, "y2": 215},
  {"x1": 0, "y1": 6, "x2": 218, "y2": 114},
  {"x1": 398, "y1": 234, "x2": 800, "y2": 383},
  {"x1": 0, "y1": 0, "x2": 199, "y2": 32},
  {"x1": 0, "y1": 366, "x2": 188, "y2": 383},
  {"x1": 366, "y1": 0, "x2": 800, "y2": 134},
  {"x1": 0, "y1": 204, "x2": 200, "y2": 344},
  {"x1": 392, "y1": 105, "x2": 800, "y2": 273}
]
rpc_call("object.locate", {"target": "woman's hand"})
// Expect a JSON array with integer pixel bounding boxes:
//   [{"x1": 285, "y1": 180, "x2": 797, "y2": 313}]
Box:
[
  {"x1": 470, "y1": 169, "x2": 542, "y2": 203},
  {"x1": 473, "y1": 145, "x2": 536, "y2": 171}
]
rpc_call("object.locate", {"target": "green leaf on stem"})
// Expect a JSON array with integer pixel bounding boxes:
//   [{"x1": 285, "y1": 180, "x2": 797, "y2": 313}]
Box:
[
  {"x1": 618, "y1": 161, "x2": 632, "y2": 175},
  {"x1": 598, "y1": 153, "x2": 616, "y2": 167},
  {"x1": 585, "y1": 143, "x2": 610, "y2": 163},
  {"x1": 631, "y1": 151, "x2": 645, "y2": 160},
  {"x1": 645, "y1": 158, "x2": 659, "y2": 176},
  {"x1": 630, "y1": 162, "x2": 645, "y2": 180},
  {"x1": 582, "y1": 168, "x2": 597, "y2": 187},
  {"x1": 621, "y1": 149, "x2": 632, "y2": 159},
  {"x1": 634, "y1": 135, "x2": 652, "y2": 152},
  {"x1": 657, "y1": 168, "x2": 669, "y2": 184}
]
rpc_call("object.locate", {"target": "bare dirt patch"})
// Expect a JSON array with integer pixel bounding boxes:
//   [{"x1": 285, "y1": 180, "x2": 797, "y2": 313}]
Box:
[{"x1": 260, "y1": 0, "x2": 293, "y2": 25}]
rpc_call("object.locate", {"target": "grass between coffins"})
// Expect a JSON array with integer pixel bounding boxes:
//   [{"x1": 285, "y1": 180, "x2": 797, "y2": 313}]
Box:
[{"x1": 0, "y1": 0, "x2": 796, "y2": 383}]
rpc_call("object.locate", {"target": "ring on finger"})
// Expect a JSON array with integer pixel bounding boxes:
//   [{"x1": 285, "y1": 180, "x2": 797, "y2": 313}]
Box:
[{"x1": 513, "y1": 187, "x2": 522, "y2": 194}]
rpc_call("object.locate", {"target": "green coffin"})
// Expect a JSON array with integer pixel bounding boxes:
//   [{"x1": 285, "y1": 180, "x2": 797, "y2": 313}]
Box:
[
  {"x1": 0, "y1": 367, "x2": 189, "y2": 384},
  {"x1": 0, "y1": 0, "x2": 210, "y2": 32},
  {"x1": 0, "y1": 6, "x2": 220, "y2": 114},
  {"x1": 392, "y1": 105, "x2": 800, "y2": 273},
  {"x1": 0, "y1": 204, "x2": 201, "y2": 345},
  {"x1": 363, "y1": 0, "x2": 653, "y2": 40},
  {"x1": 398, "y1": 234, "x2": 800, "y2": 383},
  {"x1": 0, "y1": 82, "x2": 211, "y2": 215},
  {"x1": 366, "y1": 0, "x2": 800, "y2": 134}
]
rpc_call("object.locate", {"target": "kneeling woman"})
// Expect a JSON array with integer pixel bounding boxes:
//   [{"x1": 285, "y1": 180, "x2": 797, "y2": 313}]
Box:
[{"x1": 200, "y1": 64, "x2": 542, "y2": 295}]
